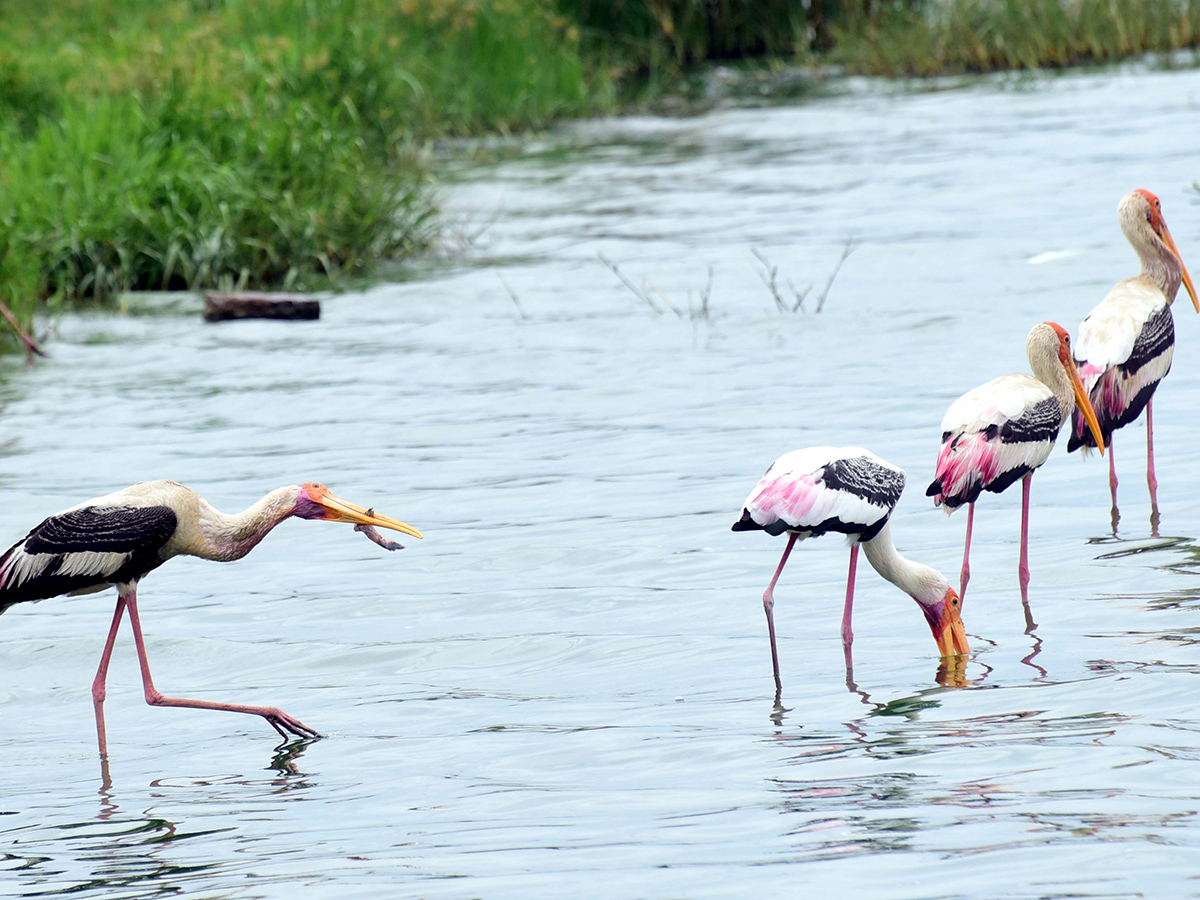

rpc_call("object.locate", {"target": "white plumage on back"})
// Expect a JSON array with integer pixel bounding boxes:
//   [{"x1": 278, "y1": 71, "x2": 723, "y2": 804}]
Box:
[
  {"x1": 1075, "y1": 278, "x2": 1166, "y2": 373},
  {"x1": 738, "y1": 445, "x2": 903, "y2": 539},
  {"x1": 939, "y1": 373, "x2": 1053, "y2": 436}
]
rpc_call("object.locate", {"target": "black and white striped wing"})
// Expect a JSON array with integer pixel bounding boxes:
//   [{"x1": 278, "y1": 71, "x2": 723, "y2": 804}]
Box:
[
  {"x1": 1069, "y1": 280, "x2": 1174, "y2": 452},
  {"x1": 0, "y1": 505, "x2": 178, "y2": 610},
  {"x1": 732, "y1": 446, "x2": 905, "y2": 541}
]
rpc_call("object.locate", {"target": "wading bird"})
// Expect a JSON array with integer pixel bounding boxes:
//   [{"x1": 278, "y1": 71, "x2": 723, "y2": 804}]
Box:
[
  {"x1": 733, "y1": 446, "x2": 969, "y2": 696},
  {"x1": 0, "y1": 480, "x2": 421, "y2": 755},
  {"x1": 1067, "y1": 189, "x2": 1197, "y2": 531},
  {"x1": 927, "y1": 322, "x2": 1105, "y2": 608}
]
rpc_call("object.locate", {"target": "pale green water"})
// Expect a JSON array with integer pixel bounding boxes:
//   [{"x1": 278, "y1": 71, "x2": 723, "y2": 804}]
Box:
[{"x1": 2, "y1": 66, "x2": 1200, "y2": 898}]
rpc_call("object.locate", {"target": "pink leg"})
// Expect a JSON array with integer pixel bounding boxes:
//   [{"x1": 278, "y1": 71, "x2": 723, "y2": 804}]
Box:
[
  {"x1": 841, "y1": 543, "x2": 859, "y2": 647},
  {"x1": 959, "y1": 502, "x2": 974, "y2": 602},
  {"x1": 1018, "y1": 473, "x2": 1032, "y2": 600},
  {"x1": 1147, "y1": 398, "x2": 1160, "y2": 535},
  {"x1": 123, "y1": 589, "x2": 320, "y2": 740},
  {"x1": 1108, "y1": 435, "x2": 1120, "y2": 534},
  {"x1": 1146, "y1": 398, "x2": 1157, "y2": 497},
  {"x1": 1108, "y1": 434, "x2": 1119, "y2": 506},
  {"x1": 762, "y1": 533, "x2": 798, "y2": 697},
  {"x1": 91, "y1": 595, "x2": 128, "y2": 758}
]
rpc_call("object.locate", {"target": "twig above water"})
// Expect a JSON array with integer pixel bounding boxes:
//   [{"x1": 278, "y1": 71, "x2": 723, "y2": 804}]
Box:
[
  {"x1": 0, "y1": 298, "x2": 46, "y2": 360},
  {"x1": 814, "y1": 238, "x2": 856, "y2": 313},
  {"x1": 751, "y1": 247, "x2": 787, "y2": 313},
  {"x1": 498, "y1": 274, "x2": 528, "y2": 320},
  {"x1": 599, "y1": 255, "x2": 715, "y2": 320},
  {"x1": 598, "y1": 253, "x2": 663, "y2": 314},
  {"x1": 750, "y1": 238, "x2": 856, "y2": 314}
]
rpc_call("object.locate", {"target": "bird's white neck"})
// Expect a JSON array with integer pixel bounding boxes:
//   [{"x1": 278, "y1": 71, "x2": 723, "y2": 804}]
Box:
[
  {"x1": 189, "y1": 486, "x2": 301, "y2": 562},
  {"x1": 1122, "y1": 213, "x2": 1184, "y2": 302},
  {"x1": 860, "y1": 520, "x2": 950, "y2": 607},
  {"x1": 1026, "y1": 326, "x2": 1074, "y2": 422},
  {"x1": 1140, "y1": 250, "x2": 1184, "y2": 303}
]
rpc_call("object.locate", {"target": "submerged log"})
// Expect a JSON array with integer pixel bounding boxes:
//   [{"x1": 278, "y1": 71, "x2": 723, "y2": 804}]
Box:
[{"x1": 203, "y1": 292, "x2": 320, "y2": 322}]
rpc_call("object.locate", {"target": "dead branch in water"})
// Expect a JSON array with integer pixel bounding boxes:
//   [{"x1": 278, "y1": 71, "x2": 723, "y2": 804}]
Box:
[
  {"x1": 751, "y1": 239, "x2": 856, "y2": 314},
  {"x1": 498, "y1": 274, "x2": 528, "y2": 320},
  {"x1": 0, "y1": 299, "x2": 47, "y2": 360},
  {"x1": 600, "y1": 255, "x2": 715, "y2": 320},
  {"x1": 815, "y1": 238, "x2": 856, "y2": 313},
  {"x1": 598, "y1": 253, "x2": 662, "y2": 315}
]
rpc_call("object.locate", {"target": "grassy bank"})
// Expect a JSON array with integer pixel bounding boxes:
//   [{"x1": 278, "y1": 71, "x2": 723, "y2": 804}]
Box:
[
  {"x1": 830, "y1": 0, "x2": 1200, "y2": 76},
  {"x1": 2, "y1": 1, "x2": 1200, "y2": 349},
  {"x1": 0, "y1": 0, "x2": 608, "y2": 333}
]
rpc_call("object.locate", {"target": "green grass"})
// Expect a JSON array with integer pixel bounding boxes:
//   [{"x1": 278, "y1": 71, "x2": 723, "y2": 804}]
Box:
[
  {"x1": 830, "y1": 0, "x2": 1200, "y2": 76},
  {"x1": 2, "y1": 0, "x2": 1200, "y2": 351},
  {"x1": 0, "y1": 0, "x2": 608, "y2": 340}
]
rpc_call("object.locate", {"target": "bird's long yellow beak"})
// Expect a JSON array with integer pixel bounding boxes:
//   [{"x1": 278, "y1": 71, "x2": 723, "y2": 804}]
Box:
[
  {"x1": 1067, "y1": 362, "x2": 1106, "y2": 456},
  {"x1": 316, "y1": 492, "x2": 423, "y2": 539},
  {"x1": 932, "y1": 589, "x2": 970, "y2": 658},
  {"x1": 1159, "y1": 222, "x2": 1198, "y2": 312}
]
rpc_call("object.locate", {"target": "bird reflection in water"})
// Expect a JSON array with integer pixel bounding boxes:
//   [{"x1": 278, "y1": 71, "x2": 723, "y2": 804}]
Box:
[{"x1": 268, "y1": 737, "x2": 318, "y2": 783}]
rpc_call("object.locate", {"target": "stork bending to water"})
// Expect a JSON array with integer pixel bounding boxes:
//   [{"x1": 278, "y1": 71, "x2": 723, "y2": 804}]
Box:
[
  {"x1": 927, "y1": 323, "x2": 1105, "y2": 609},
  {"x1": 0, "y1": 481, "x2": 421, "y2": 755},
  {"x1": 733, "y1": 447, "x2": 969, "y2": 696},
  {"x1": 1067, "y1": 189, "x2": 1197, "y2": 532}
]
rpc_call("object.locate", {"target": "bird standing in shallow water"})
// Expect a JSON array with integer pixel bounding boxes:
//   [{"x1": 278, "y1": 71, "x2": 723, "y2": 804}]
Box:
[
  {"x1": 927, "y1": 322, "x2": 1106, "y2": 615},
  {"x1": 0, "y1": 480, "x2": 421, "y2": 755},
  {"x1": 1067, "y1": 189, "x2": 1197, "y2": 534},
  {"x1": 733, "y1": 446, "x2": 968, "y2": 698}
]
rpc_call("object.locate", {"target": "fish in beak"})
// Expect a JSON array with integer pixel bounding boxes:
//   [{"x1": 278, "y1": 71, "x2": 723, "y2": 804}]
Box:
[{"x1": 301, "y1": 482, "x2": 423, "y2": 538}]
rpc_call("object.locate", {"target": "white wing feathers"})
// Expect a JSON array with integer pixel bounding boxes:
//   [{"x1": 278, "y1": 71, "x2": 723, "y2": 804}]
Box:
[
  {"x1": 1076, "y1": 278, "x2": 1167, "y2": 371},
  {"x1": 939, "y1": 373, "x2": 1054, "y2": 435}
]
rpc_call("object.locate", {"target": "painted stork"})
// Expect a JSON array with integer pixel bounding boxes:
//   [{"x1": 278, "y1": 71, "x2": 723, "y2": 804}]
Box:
[
  {"x1": 0, "y1": 480, "x2": 421, "y2": 755},
  {"x1": 927, "y1": 322, "x2": 1105, "y2": 606},
  {"x1": 1066, "y1": 189, "x2": 1197, "y2": 531},
  {"x1": 733, "y1": 446, "x2": 969, "y2": 696}
]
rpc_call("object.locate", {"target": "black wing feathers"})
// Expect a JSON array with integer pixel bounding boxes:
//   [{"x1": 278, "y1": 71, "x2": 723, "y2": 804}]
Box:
[
  {"x1": 0, "y1": 505, "x2": 178, "y2": 610},
  {"x1": 1122, "y1": 305, "x2": 1174, "y2": 377},
  {"x1": 996, "y1": 397, "x2": 1061, "y2": 444},
  {"x1": 821, "y1": 457, "x2": 904, "y2": 510},
  {"x1": 26, "y1": 507, "x2": 178, "y2": 555}
]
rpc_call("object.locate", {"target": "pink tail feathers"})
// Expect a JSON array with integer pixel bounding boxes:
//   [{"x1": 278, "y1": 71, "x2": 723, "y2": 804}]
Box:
[
  {"x1": 1071, "y1": 364, "x2": 1119, "y2": 456},
  {"x1": 746, "y1": 474, "x2": 824, "y2": 530},
  {"x1": 931, "y1": 433, "x2": 1000, "y2": 511}
]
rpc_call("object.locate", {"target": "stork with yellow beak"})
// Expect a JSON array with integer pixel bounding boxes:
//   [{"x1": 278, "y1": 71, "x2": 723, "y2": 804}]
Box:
[
  {"x1": 0, "y1": 480, "x2": 421, "y2": 755},
  {"x1": 1067, "y1": 189, "x2": 1198, "y2": 531},
  {"x1": 928, "y1": 323, "x2": 1106, "y2": 606}
]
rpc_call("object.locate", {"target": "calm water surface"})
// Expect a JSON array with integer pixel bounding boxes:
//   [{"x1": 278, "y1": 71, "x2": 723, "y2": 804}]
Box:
[{"x1": 3, "y1": 65, "x2": 1200, "y2": 898}]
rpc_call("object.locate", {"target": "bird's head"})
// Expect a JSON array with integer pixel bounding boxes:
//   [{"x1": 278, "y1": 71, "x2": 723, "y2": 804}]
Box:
[
  {"x1": 1122, "y1": 189, "x2": 1198, "y2": 311},
  {"x1": 1030, "y1": 321, "x2": 1105, "y2": 455},
  {"x1": 291, "y1": 482, "x2": 423, "y2": 538},
  {"x1": 915, "y1": 583, "x2": 970, "y2": 659}
]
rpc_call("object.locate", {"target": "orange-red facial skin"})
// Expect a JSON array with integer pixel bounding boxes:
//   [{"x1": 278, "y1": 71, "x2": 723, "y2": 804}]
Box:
[
  {"x1": 299, "y1": 482, "x2": 338, "y2": 520},
  {"x1": 1044, "y1": 321, "x2": 1072, "y2": 366},
  {"x1": 927, "y1": 587, "x2": 970, "y2": 658},
  {"x1": 1134, "y1": 187, "x2": 1160, "y2": 210}
]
